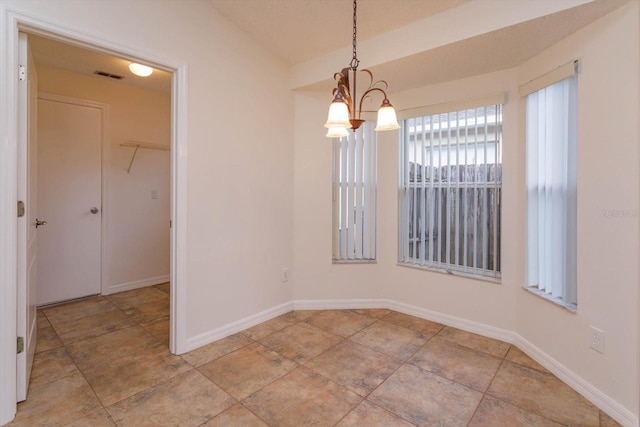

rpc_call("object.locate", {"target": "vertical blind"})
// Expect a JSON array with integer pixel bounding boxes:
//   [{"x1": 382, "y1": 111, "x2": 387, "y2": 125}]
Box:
[
  {"x1": 333, "y1": 122, "x2": 377, "y2": 261},
  {"x1": 526, "y1": 76, "x2": 577, "y2": 306},
  {"x1": 399, "y1": 105, "x2": 502, "y2": 279}
]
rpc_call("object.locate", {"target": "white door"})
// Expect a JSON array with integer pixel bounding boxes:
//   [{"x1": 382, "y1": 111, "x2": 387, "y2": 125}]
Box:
[
  {"x1": 36, "y1": 96, "x2": 103, "y2": 306},
  {"x1": 16, "y1": 32, "x2": 38, "y2": 402}
]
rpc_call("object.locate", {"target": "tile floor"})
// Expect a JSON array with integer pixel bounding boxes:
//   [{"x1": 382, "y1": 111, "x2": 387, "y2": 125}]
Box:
[{"x1": 7, "y1": 284, "x2": 622, "y2": 426}]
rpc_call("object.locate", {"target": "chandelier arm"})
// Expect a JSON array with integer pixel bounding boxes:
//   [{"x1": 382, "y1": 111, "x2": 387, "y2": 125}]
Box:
[{"x1": 357, "y1": 87, "x2": 389, "y2": 118}]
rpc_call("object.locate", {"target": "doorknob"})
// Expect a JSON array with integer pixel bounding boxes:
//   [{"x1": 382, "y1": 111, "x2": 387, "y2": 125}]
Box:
[
  {"x1": 90, "y1": 207, "x2": 99, "y2": 214},
  {"x1": 35, "y1": 218, "x2": 47, "y2": 228}
]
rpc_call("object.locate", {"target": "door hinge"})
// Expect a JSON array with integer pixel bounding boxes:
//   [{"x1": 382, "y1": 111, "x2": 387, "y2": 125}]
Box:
[
  {"x1": 17, "y1": 336, "x2": 24, "y2": 354},
  {"x1": 19, "y1": 65, "x2": 26, "y2": 81},
  {"x1": 17, "y1": 200, "x2": 25, "y2": 217}
]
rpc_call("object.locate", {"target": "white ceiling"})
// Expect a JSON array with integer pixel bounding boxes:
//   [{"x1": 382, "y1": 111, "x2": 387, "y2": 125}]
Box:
[
  {"x1": 209, "y1": 0, "x2": 628, "y2": 92},
  {"x1": 366, "y1": 0, "x2": 628, "y2": 93},
  {"x1": 208, "y1": 0, "x2": 472, "y2": 65},
  {"x1": 27, "y1": 0, "x2": 627, "y2": 95}
]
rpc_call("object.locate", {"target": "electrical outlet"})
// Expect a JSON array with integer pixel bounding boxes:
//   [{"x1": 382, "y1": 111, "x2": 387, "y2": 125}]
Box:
[
  {"x1": 281, "y1": 267, "x2": 289, "y2": 283},
  {"x1": 151, "y1": 189, "x2": 159, "y2": 199},
  {"x1": 590, "y1": 326, "x2": 605, "y2": 354}
]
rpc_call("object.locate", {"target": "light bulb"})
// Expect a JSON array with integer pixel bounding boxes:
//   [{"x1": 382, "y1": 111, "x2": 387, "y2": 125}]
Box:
[{"x1": 129, "y1": 63, "x2": 153, "y2": 77}]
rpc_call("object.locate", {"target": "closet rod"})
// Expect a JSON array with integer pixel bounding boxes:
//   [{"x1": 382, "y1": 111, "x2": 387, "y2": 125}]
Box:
[{"x1": 121, "y1": 141, "x2": 170, "y2": 173}]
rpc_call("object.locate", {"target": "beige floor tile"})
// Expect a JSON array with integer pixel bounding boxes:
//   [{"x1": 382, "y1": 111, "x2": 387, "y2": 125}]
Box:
[
  {"x1": 53, "y1": 308, "x2": 134, "y2": 345},
  {"x1": 336, "y1": 400, "x2": 415, "y2": 427},
  {"x1": 505, "y1": 346, "x2": 550, "y2": 373},
  {"x1": 305, "y1": 310, "x2": 376, "y2": 337},
  {"x1": 36, "y1": 310, "x2": 48, "y2": 327},
  {"x1": 29, "y1": 347, "x2": 78, "y2": 389},
  {"x1": 9, "y1": 371, "x2": 101, "y2": 426},
  {"x1": 140, "y1": 315, "x2": 170, "y2": 346},
  {"x1": 383, "y1": 311, "x2": 444, "y2": 336},
  {"x1": 181, "y1": 333, "x2": 253, "y2": 367},
  {"x1": 14, "y1": 307, "x2": 617, "y2": 427},
  {"x1": 64, "y1": 408, "x2": 116, "y2": 427},
  {"x1": 259, "y1": 322, "x2": 343, "y2": 363},
  {"x1": 241, "y1": 315, "x2": 298, "y2": 340},
  {"x1": 278, "y1": 310, "x2": 315, "y2": 322},
  {"x1": 243, "y1": 366, "x2": 361, "y2": 427},
  {"x1": 487, "y1": 360, "x2": 600, "y2": 426},
  {"x1": 350, "y1": 308, "x2": 392, "y2": 319},
  {"x1": 107, "y1": 369, "x2": 235, "y2": 427},
  {"x1": 82, "y1": 342, "x2": 191, "y2": 406},
  {"x1": 35, "y1": 320, "x2": 63, "y2": 353},
  {"x1": 437, "y1": 326, "x2": 510, "y2": 358},
  {"x1": 369, "y1": 364, "x2": 483, "y2": 426},
  {"x1": 121, "y1": 298, "x2": 170, "y2": 323},
  {"x1": 305, "y1": 340, "x2": 400, "y2": 396},
  {"x1": 600, "y1": 410, "x2": 623, "y2": 427},
  {"x1": 105, "y1": 287, "x2": 169, "y2": 311},
  {"x1": 154, "y1": 282, "x2": 171, "y2": 295},
  {"x1": 198, "y1": 342, "x2": 297, "y2": 400},
  {"x1": 409, "y1": 337, "x2": 502, "y2": 392},
  {"x1": 43, "y1": 296, "x2": 116, "y2": 326},
  {"x1": 66, "y1": 326, "x2": 162, "y2": 372},
  {"x1": 468, "y1": 395, "x2": 563, "y2": 427},
  {"x1": 202, "y1": 402, "x2": 268, "y2": 426},
  {"x1": 350, "y1": 320, "x2": 429, "y2": 360}
]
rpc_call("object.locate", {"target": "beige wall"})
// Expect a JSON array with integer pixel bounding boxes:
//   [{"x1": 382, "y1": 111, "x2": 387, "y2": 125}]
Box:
[
  {"x1": 37, "y1": 65, "x2": 172, "y2": 293},
  {"x1": 1, "y1": 0, "x2": 295, "y2": 340},
  {"x1": 514, "y1": 1, "x2": 639, "y2": 413},
  {"x1": 292, "y1": 0, "x2": 639, "y2": 419}
]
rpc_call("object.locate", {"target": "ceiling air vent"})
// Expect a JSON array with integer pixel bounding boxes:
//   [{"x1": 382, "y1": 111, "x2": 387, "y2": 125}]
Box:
[{"x1": 94, "y1": 70, "x2": 124, "y2": 80}]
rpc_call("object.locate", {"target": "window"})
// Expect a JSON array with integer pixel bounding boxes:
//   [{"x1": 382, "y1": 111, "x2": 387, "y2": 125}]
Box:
[
  {"x1": 333, "y1": 122, "x2": 377, "y2": 262},
  {"x1": 399, "y1": 104, "x2": 503, "y2": 280},
  {"x1": 526, "y1": 74, "x2": 577, "y2": 309}
]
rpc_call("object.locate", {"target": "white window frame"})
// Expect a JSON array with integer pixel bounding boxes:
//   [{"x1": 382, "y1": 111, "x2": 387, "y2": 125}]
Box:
[
  {"x1": 332, "y1": 122, "x2": 377, "y2": 262},
  {"x1": 523, "y1": 61, "x2": 578, "y2": 311},
  {"x1": 398, "y1": 102, "x2": 503, "y2": 281}
]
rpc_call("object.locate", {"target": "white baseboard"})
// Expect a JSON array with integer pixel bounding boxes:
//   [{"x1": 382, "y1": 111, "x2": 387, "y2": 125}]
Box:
[
  {"x1": 185, "y1": 297, "x2": 638, "y2": 427},
  {"x1": 386, "y1": 299, "x2": 516, "y2": 344},
  {"x1": 513, "y1": 335, "x2": 638, "y2": 427},
  {"x1": 293, "y1": 298, "x2": 389, "y2": 310},
  {"x1": 185, "y1": 301, "x2": 293, "y2": 352},
  {"x1": 103, "y1": 275, "x2": 170, "y2": 295}
]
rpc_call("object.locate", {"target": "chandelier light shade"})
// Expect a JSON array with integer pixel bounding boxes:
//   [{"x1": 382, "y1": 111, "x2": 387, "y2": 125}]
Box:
[
  {"x1": 375, "y1": 98, "x2": 400, "y2": 131},
  {"x1": 326, "y1": 127, "x2": 350, "y2": 138},
  {"x1": 324, "y1": 95, "x2": 351, "y2": 129},
  {"x1": 324, "y1": 0, "x2": 400, "y2": 137}
]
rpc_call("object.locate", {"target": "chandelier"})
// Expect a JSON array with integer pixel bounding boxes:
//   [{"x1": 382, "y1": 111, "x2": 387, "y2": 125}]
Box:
[{"x1": 324, "y1": 0, "x2": 400, "y2": 138}]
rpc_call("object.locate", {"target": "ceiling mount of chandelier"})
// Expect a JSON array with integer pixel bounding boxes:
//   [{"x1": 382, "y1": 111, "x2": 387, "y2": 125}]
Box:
[{"x1": 324, "y1": 0, "x2": 400, "y2": 138}]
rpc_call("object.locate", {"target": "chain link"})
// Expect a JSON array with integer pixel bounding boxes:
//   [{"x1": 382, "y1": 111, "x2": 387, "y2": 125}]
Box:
[{"x1": 350, "y1": 0, "x2": 360, "y2": 70}]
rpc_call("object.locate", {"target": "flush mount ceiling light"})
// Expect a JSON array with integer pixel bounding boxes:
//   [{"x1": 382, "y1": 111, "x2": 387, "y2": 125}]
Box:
[
  {"x1": 324, "y1": 0, "x2": 400, "y2": 138},
  {"x1": 128, "y1": 63, "x2": 153, "y2": 77}
]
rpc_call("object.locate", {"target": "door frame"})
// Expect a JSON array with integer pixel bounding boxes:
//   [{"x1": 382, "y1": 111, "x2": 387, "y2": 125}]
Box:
[
  {"x1": 0, "y1": 8, "x2": 188, "y2": 424},
  {"x1": 37, "y1": 92, "x2": 110, "y2": 301}
]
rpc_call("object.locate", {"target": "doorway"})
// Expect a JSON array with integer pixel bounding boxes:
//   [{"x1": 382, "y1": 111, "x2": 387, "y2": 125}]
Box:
[
  {"x1": 9, "y1": 25, "x2": 185, "y2": 418},
  {"x1": 1, "y1": 9, "x2": 187, "y2": 424},
  {"x1": 29, "y1": 32, "x2": 174, "y2": 307}
]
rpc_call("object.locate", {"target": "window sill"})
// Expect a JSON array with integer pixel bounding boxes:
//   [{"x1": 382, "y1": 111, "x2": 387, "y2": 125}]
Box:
[
  {"x1": 397, "y1": 262, "x2": 501, "y2": 284},
  {"x1": 523, "y1": 287, "x2": 577, "y2": 313},
  {"x1": 333, "y1": 259, "x2": 377, "y2": 264}
]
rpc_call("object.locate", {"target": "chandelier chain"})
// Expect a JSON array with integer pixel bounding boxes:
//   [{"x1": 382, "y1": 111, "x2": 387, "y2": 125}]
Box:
[{"x1": 350, "y1": 0, "x2": 359, "y2": 70}]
